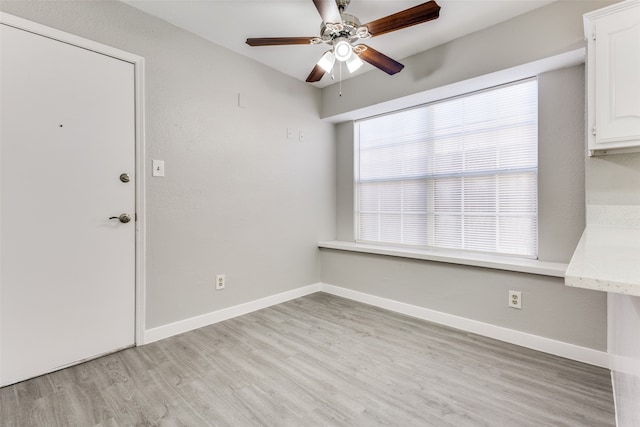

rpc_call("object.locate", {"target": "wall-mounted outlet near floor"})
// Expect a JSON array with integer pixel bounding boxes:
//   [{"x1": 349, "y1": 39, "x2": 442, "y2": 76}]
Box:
[
  {"x1": 508, "y1": 290, "x2": 522, "y2": 309},
  {"x1": 216, "y1": 274, "x2": 225, "y2": 291}
]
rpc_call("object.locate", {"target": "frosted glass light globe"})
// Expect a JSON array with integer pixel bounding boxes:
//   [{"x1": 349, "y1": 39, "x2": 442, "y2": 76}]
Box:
[{"x1": 334, "y1": 40, "x2": 352, "y2": 62}]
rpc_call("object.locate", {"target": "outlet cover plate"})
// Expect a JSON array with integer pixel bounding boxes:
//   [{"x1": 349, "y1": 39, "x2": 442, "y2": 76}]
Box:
[
  {"x1": 509, "y1": 290, "x2": 522, "y2": 309},
  {"x1": 216, "y1": 274, "x2": 225, "y2": 290}
]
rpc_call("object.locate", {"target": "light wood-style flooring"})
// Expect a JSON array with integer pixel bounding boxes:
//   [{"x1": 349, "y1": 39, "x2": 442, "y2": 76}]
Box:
[{"x1": 0, "y1": 293, "x2": 615, "y2": 426}]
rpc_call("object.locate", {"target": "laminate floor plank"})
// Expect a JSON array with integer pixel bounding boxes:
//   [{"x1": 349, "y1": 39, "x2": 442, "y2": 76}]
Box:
[{"x1": 0, "y1": 292, "x2": 614, "y2": 426}]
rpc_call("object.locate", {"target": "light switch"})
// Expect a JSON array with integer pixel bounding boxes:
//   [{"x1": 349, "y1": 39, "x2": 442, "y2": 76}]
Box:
[{"x1": 152, "y1": 160, "x2": 165, "y2": 177}]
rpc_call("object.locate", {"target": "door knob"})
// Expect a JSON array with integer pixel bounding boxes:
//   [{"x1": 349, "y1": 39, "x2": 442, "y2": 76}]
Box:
[{"x1": 109, "y1": 213, "x2": 131, "y2": 223}]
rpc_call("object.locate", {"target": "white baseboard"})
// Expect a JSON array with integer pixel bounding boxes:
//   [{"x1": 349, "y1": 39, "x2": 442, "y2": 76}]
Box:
[
  {"x1": 320, "y1": 283, "x2": 609, "y2": 368},
  {"x1": 142, "y1": 283, "x2": 321, "y2": 345},
  {"x1": 140, "y1": 281, "x2": 608, "y2": 368}
]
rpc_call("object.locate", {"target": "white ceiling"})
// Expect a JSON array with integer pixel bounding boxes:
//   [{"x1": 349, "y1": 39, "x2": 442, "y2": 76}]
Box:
[{"x1": 124, "y1": 0, "x2": 556, "y2": 88}]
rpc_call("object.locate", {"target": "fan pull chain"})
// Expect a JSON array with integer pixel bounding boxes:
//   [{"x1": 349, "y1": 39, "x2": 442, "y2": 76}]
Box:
[{"x1": 339, "y1": 62, "x2": 343, "y2": 97}]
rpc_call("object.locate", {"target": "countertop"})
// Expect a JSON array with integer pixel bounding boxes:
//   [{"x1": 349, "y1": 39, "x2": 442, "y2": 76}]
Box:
[{"x1": 565, "y1": 224, "x2": 640, "y2": 296}]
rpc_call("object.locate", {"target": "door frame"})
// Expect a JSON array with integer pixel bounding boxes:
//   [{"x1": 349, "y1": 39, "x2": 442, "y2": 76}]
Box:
[{"x1": 0, "y1": 12, "x2": 147, "y2": 384}]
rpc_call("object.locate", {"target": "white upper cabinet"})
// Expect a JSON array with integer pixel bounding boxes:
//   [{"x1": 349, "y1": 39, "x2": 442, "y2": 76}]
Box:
[{"x1": 585, "y1": 0, "x2": 640, "y2": 155}]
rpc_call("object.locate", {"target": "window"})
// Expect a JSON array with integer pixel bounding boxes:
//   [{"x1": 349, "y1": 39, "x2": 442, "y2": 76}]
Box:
[{"x1": 355, "y1": 79, "x2": 538, "y2": 258}]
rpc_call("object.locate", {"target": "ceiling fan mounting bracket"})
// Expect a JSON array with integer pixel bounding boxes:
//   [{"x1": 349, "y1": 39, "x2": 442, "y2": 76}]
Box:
[{"x1": 336, "y1": 0, "x2": 351, "y2": 14}]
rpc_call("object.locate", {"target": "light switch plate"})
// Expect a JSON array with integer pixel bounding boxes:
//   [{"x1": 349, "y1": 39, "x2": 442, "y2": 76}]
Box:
[{"x1": 152, "y1": 160, "x2": 165, "y2": 177}]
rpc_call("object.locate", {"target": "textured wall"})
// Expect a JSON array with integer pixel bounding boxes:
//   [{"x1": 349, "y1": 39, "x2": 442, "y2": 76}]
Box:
[
  {"x1": 538, "y1": 65, "x2": 586, "y2": 262},
  {"x1": 586, "y1": 153, "x2": 640, "y2": 205},
  {"x1": 0, "y1": 0, "x2": 336, "y2": 329},
  {"x1": 335, "y1": 121, "x2": 354, "y2": 241}
]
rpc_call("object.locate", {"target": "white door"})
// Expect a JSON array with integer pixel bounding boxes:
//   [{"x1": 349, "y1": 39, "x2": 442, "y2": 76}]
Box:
[{"x1": 0, "y1": 23, "x2": 136, "y2": 386}]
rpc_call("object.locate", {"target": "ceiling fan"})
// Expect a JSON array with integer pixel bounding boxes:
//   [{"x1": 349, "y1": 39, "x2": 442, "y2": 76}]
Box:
[{"x1": 246, "y1": 0, "x2": 441, "y2": 83}]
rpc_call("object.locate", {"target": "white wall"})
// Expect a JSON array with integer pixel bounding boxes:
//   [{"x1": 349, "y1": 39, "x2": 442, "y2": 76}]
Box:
[{"x1": 0, "y1": 0, "x2": 336, "y2": 330}]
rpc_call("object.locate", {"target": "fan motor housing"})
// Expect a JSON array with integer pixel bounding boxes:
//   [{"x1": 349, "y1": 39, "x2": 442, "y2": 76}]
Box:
[{"x1": 320, "y1": 13, "x2": 361, "y2": 43}]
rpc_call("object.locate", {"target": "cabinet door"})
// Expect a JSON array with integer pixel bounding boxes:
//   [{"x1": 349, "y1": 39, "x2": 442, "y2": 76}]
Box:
[{"x1": 594, "y1": 9, "x2": 640, "y2": 145}]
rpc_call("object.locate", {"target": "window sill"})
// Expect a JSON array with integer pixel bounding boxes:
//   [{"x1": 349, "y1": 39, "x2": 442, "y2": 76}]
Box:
[{"x1": 318, "y1": 240, "x2": 567, "y2": 278}]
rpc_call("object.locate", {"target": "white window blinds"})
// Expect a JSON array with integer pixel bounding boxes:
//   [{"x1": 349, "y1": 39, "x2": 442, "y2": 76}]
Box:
[{"x1": 355, "y1": 79, "x2": 538, "y2": 258}]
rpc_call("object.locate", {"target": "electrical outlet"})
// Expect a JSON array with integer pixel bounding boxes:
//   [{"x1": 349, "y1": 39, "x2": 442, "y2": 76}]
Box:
[
  {"x1": 215, "y1": 274, "x2": 225, "y2": 290},
  {"x1": 508, "y1": 290, "x2": 522, "y2": 309}
]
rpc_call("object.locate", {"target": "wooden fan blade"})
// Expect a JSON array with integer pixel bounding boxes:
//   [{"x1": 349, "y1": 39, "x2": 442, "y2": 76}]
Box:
[
  {"x1": 357, "y1": 45, "x2": 404, "y2": 75},
  {"x1": 306, "y1": 64, "x2": 326, "y2": 82},
  {"x1": 246, "y1": 37, "x2": 315, "y2": 46},
  {"x1": 364, "y1": 1, "x2": 441, "y2": 37},
  {"x1": 313, "y1": 0, "x2": 342, "y2": 24}
]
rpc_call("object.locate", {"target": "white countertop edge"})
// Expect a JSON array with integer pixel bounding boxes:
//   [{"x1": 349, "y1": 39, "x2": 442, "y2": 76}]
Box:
[
  {"x1": 564, "y1": 225, "x2": 640, "y2": 296},
  {"x1": 565, "y1": 275, "x2": 640, "y2": 297},
  {"x1": 318, "y1": 241, "x2": 567, "y2": 278}
]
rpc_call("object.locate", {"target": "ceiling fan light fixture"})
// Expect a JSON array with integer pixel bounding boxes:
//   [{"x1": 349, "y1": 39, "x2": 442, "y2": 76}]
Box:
[
  {"x1": 317, "y1": 50, "x2": 336, "y2": 73},
  {"x1": 247, "y1": 0, "x2": 442, "y2": 83},
  {"x1": 333, "y1": 39, "x2": 352, "y2": 62},
  {"x1": 346, "y1": 53, "x2": 363, "y2": 73}
]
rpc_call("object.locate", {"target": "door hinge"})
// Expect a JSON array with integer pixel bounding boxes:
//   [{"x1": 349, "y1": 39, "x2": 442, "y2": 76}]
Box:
[
  {"x1": 592, "y1": 31, "x2": 596, "y2": 41},
  {"x1": 135, "y1": 212, "x2": 138, "y2": 222},
  {"x1": 592, "y1": 126, "x2": 596, "y2": 136}
]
